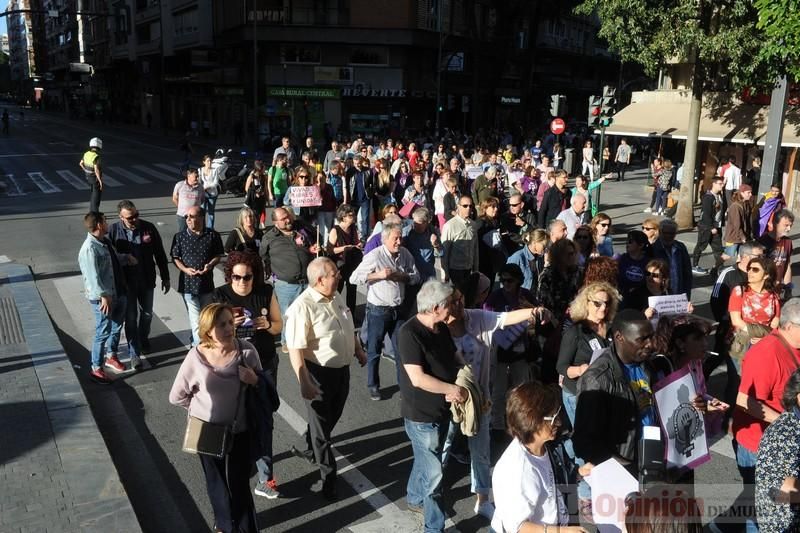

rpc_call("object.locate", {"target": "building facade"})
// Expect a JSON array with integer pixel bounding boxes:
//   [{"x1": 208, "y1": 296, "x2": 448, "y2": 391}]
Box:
[{"x1": 7, "y1": 0, "x2": 45, "y2": 103}]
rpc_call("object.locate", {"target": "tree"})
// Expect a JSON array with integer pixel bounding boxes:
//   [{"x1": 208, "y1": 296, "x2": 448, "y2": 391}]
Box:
[
  {"x1": 574, "y1": 0, "x2": 778, "y2": 229},
  {"x1": 754, "y1": 0, "x2": 800, "y2": 82}
]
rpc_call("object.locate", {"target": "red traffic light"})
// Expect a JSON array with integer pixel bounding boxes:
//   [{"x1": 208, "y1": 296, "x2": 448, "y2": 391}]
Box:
[{"x1": 591, "y1": 107, "x2": 601, "y2": 116}]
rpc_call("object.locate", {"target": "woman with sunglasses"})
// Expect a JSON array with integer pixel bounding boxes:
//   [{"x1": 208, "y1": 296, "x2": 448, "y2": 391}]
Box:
[
  {"x1": 728, "y1": 256, "x2": 781, "y2": 358},
  {"x1": 590, "y1": 213, "x2": 614, "y2": 257},
  {"x1": 282, "y1": 167, "x2": 317, "y2": 225},
  {"x1": 492, "y1": 382, "x2": 590, "y2": 533},
  {"x1": 444, "y1": 285, "x2": 550, "y2": 520},
  {"x1": 392, "y1": 160, "x2": 411, "y2": 204},
  {"x1": 212, "y1": 251, "x2": 282, "y2": 499},
  {"x1": 572, "y1": 225, "x2": 597, "y2": 267},
  {"x1": 641, "y1": 217, "x2": 660, "y2": 245},
  {"x1": 475, "y1": 196, "x2": 505, "y2": 289},
  {"x1": 557, "y1": 282, "x2": 619, "y2": 460}
]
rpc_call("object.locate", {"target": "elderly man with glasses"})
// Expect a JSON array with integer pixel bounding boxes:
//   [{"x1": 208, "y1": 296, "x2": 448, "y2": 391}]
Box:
[
  {"x1": 441, "y1": 194, "x2": 479, "y2": 289},
  {"x1": 107, "y1": 200, "x2": 170, "y2": 359},
  {"x1": 170, "y1": 205, "x2": 224, "y2": 346},
  {"x1": 499, "y1": 192, "x2": 537, "y2": 256}
]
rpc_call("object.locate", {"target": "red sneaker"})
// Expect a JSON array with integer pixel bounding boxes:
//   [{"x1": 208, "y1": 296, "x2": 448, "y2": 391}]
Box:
[
  {"x1": 89, "y1": 368, "x2": 111, "y2": 384},
  {"x1": 104, "y1": 355, "x2": 126, "y2": 372}
]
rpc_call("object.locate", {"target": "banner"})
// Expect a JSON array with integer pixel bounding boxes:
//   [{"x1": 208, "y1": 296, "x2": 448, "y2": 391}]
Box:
[{"x1": 288, "y1": 186, "x2": 322, "y2": 207}]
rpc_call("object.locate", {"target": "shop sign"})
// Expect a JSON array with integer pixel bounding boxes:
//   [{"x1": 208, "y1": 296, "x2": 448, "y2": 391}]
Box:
[
  {"x1": 342, "y1": 87, "x2": 436, "y2": 99},
  {"x1": 214, "y1": 87, "x2": 245, "y2": 96},
  {"x1": 267, "y1": 87, "x2": 340, "y2": 99},
  {"x1": 314, "y1": 66, "x2": 353, "y2": 85},
  {"x1": 499, "y1": 96, "x2": 521, "y2": 105}
]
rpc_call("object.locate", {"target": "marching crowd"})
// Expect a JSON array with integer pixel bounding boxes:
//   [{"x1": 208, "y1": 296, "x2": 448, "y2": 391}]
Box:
[{"x1": 75, "y1": 133, "x2": 800, "y2": 533}]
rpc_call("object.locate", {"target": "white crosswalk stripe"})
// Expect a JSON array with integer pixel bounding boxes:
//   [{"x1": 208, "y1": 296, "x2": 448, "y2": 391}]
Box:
[
  {"x1": 3, "y1": 174, "x2": 25, "y2": 196},
  {"x1": 27, "y1": 172, "x2": 61, "y2": 193},
  {"x1": 55, "y1": 170, "x2": 90, "y2": 190},
  {"x1": 102, "y1": 174, "x2": 124, "y2": 187},
  {"x1": 153, "y1": 163, "x2": 181, "y2": 176},
  {"x1": 108, "y1": 166, "x2": 151, "y2": 184},
  {"x1": 132, "y1": 165, "x2": 176, "y2": 183}
]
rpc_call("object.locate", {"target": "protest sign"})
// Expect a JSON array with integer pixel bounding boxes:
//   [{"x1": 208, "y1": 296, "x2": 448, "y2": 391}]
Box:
[{"x1": 288, "y1": 186, "x2": 322, "y2": 207}]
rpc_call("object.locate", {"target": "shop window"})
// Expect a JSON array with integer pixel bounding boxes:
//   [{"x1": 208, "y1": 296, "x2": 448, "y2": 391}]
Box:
[
  {"x1": 348, "y1": 47, "x2": 388, "y2": 66},
  {"x1": 281, "y1": 44, "x2": 320, "y2": 64}
]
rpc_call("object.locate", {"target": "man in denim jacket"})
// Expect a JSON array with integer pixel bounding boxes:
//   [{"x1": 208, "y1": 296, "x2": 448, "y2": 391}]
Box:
[{"x1": 78, "y1": 211, "x2": 129, "y2": 384}]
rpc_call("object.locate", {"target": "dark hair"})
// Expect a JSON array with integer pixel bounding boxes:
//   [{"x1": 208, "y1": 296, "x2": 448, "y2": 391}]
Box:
[
  {"x1": 83, "y1": 211, "x2": 105, "y2": 231},
  {"x1": 625, "y1": 484, "x2": 703, "y2": 533},
  {"x1": 645, "y1": 259, "x2": 671, "y2": 293},
  {"x1": 505, "y1": 382, "x2": 561, "y2": 444},
  {"x1": 497, "y1": 263, "x2": 525, "y2": 286},
  {"x1": 549, "y1": 238, "x2": 578, "y2": 271},
  {"x1": 652, "y1": 314, "x2": 710, "y2": 362},
  {"x1": 223, "y1": 250, "x2": 265, "y2": 288},
  {"x1": 775, "y1": 209, "x2": 795, "y2": 225},
  {"x1": 612, "y1": 308, "x2": 649, "y2": 339},
  {"x1": 743, "y1": 256, "x2": 778, "y2": 293},
  {"x1": 782, "y1": 368, "x2": 800, "y2": 410},
  {"x1": 583, "y1": 256, "x2": 619, "y2": 287},
  {"x1": 458, "y1": 272, "x2": 484, "y2": 309},
  {"x1": 117, "y1": 200, "x2": 136, "y2": 213}
]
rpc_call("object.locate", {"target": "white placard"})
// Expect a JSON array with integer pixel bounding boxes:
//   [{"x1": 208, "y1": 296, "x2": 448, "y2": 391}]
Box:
[
  {"x1": 647, "y1": 293, "x2": 689, "y2": 317},
  {"x1": 584, "y1": 458, "x2": 640, "y2": 532}
]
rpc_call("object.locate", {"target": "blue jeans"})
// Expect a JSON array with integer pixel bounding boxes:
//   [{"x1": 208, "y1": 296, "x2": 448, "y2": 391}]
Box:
[
  {"x1": 182, "y1": 292, "x2": 213, "y2": 346},
  {"x1": 561, "y1": 388, "x2": 578, "y2": 460},
  {"x1": 125, "y1": 284, "x2": 154, "y2": 356},
  {"x1": 90, "y1": 295, "x2": 127, "y2": 370},
  {"x1": 354, "y1": 202, "x2": 370, "y2": 241},
  {"x1": 654, "y1": 187, "x2": 669, "y2": 212},
  {"x1": 442, "y1": 412, "x2": 491, "y2": 495},
  {"x1": 255, "y1": 358, "x2": 279, "y2": 483},
  {"x1": 405, "y1": 418, "x2": 449, "y2": 533},
  {"x1": 365, "y1": 303, "x2": 401, "y2": 390},
  {"x1": 204, "y1": 194, "x2": 218, "y2": 229},
  {"x1": 734, "y1": 439, "x2": 758, "y2": 533},
  {"x1": 273, "y1": 279, "x2": 307, "y2": 346}
]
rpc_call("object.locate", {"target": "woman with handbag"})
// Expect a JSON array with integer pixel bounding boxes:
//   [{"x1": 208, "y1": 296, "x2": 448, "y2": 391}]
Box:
[
  {"x1": 728, "y1": 256, "x2": 781, "y2": 362},
  {"x1": 212, "y1": 251, "x2": 282, "y2": 499},
  {"x1": 169, "y1": 303, "x2": 261, "y2": 533},
  {"x1": 224, "y1": 207, "x2": 263, "y2": 254}
]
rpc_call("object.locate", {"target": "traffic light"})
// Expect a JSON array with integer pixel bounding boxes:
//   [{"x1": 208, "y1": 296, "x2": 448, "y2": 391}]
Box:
[
  {"x1": 601, "y1": 85, "x2": 616, "y2": 121},
  {"x1": 550, "y1": 94, "x2": 566, "y2": 117},
  {"x1": 588, "y1": 95, "x2": 601, "y2": 127}
]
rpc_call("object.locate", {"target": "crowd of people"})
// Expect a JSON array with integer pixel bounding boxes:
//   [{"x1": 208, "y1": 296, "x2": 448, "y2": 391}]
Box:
[{"x1": 75, "y1": 133, "x2": 800, "y2": 533}]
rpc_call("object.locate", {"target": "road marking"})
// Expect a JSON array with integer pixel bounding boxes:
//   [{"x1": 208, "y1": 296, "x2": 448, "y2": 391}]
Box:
[
  {"x1": 108, "y1": 166, "x2": 151, "y2": 184},
  {"x1": 55, "y1": 170, "x2": 90, "y2": 190},
  {"x1": 102, "y1": 174, "x2": 124, "y2": 187},
  {"x1": 132, "y1": 164, "x2": 177, "y2": 182},
  {"x1": 154, "y1": 163, "x2": 181, "y2": 175},
  {"x1": 2, "y1": 174, "x2": 26, "y2": 195},
  {"x1": 27, "y1": 171, "x2": 61, "y2": 193}
]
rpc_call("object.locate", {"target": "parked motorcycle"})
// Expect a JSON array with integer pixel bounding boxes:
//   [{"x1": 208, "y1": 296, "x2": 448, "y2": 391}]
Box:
[{"x1": 217, "y1": 149, "x2": 250, "y2": 196}]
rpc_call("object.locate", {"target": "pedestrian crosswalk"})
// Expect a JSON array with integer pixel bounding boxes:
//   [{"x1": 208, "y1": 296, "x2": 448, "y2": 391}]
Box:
[{"x1": 0, "y1": 162, "x2": 185, "y2": 196}]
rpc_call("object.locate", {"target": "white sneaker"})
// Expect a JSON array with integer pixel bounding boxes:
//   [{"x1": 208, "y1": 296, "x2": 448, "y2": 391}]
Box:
[
  {"x1": 474, "y1": 500, "x2": 495, "y2": 520},
  {"x1": 643, "y1": 207, "x2": 652, "y2": 213},
  {"x1": 130, "y1": 354, "x2": 143, "y2": 370}
]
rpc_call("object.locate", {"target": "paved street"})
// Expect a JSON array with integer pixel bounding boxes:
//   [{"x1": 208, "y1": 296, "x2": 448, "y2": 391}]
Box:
[{"x1": 0, "y1": 108, "x2": 784, "y2": 532}]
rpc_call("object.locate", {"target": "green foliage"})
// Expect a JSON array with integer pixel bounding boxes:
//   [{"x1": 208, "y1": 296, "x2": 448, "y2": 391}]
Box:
[
  {"x1": 755, "y1": 0, "x2": 800, "y2": 81},
  {"x1": 574, "y1": 0, "x2": 787, "y2": 91}
]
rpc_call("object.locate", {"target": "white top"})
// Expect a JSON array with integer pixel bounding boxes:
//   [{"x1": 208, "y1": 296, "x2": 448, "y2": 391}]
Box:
[
  {"x1": 201, "y1": 166, "x2": 220, "y2": 196},
  {"x1": 285, "y1": 287, "x2": 355, "y2": 368},
  {"x1": 556, "y1": 208, "x2": 584, "y2": 239},
  {"x1": 724, "y1": 164, "x2": 742, "y2": 191},
  {"x1": 491, "y1": 438, "x2": 569, "y2": 533},
  {"x1": 582, "y1": 147, "x2": 594, "y2": 163},
  {"x1": 452, "y1": 309, "x2": 506, "y2": 395},
  {"x1": 349, "y1": 245, "x2": 420, "y2": 307},
  {"x1": 432, "y1": 178, "x2": 447, "y2": 215}
]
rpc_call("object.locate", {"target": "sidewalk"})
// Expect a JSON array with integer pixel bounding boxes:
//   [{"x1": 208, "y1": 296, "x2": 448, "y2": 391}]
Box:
[{"x1": 0, "y1": 261, "x2": 140, "y2": 533}]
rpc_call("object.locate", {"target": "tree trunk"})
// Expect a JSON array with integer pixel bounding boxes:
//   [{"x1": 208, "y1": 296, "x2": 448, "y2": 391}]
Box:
[{"x1": 675, "y1": 61, "x2": 704, "y2": 230}]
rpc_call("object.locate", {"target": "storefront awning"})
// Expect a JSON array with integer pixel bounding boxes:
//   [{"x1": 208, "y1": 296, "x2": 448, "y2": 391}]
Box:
[{"x1": 603, "y1": 99, "x2": 800, "y2": 147}]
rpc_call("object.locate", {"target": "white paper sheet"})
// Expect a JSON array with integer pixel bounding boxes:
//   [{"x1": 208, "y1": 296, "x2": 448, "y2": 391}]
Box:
[{"x1": 584, "y1": 458, "x2": 639, "y2": 533}]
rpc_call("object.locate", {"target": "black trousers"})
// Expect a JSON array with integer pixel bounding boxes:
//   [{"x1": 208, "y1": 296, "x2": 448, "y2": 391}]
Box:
[
  {"x1": 302, "y1": 362, "x2": 350, "y2": 486},
  {"x1": 89, "y1": 178, "x2": 102, "y2": 213},
  {"x1": 691, "y1": 226, "x2": 723, "y2": 268},
  {"x1": 448, "y1": 269, "x2": 472, "y2": 290},
  {"x1": 199, "y1": 431, "x2": 258, "y2": 533},
  {"x1": 616, "y1": 161, "x2": 629, "y2": 181}
]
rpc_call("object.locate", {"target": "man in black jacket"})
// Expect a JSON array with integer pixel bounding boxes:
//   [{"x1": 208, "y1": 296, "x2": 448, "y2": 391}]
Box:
[
  {"x1": 108, "y1": 200, "x2": 170, "y2": 359},
  {"x1": 261, "y1": 207, "x2": 319, "y2": 350},
  {"x1": 346, "y1": 154, "x2": 374, "y2": 240},
  {"x1": 573, "y1": 309, "x2": 659, "y2": 475},
  {"x1": 691, "y1": 176, "x2": 725, "y2": 275},
  {"x1": 500, "y1": 192, "x2": 537, "y2": 256},
  {"x1": 537, "y1": 169, "x2": 571, "y2": 228}
]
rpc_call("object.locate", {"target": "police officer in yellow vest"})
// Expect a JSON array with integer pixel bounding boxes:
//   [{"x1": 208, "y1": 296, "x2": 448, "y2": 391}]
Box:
[{"x1": 80, "y1": 137, "x2": 104, "y2": 212}]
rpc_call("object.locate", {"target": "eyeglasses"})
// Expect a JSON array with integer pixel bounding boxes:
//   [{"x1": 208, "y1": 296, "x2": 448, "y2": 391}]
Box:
[
  {"x1": 747, "y1": 266, "x2": 763, "y2": 273},
  {"x1": 642, "y1": 226, "x2": 657, "y2": 231},
  {"x1": 543, "y1": 404, "x2": 562, "y2": 427},
  {"x1": 645, "y1": 272, "x2": 663, "y2": 279},
  {"x1": 590, "y1": 300, "x2": 609, "y2": 308},
  {"x1": 231, "y1": 274, "x2": 254, "y2": 282},
  {"x1": 599, "y1": 223, "x2": 610, "y2": 227}
]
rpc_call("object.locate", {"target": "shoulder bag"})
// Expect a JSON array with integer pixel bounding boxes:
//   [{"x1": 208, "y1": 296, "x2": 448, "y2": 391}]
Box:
[{"x1": 182, "y1": 344, "x2": 246, "y2": 458}]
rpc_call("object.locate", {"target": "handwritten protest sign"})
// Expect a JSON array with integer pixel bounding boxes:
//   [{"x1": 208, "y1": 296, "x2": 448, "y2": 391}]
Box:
[
  {"x1": 647, "y1": 293, "x2": 689, "y2": 317},
  {"x1": 288, "y1": 186, "x2": 322, "y2": 207},
  {"x1": 466, "y1": 167, "x2": 483, "y2": 180}
]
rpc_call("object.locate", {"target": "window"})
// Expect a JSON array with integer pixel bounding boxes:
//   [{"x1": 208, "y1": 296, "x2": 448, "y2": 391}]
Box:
[
  {"x1": 280, "y1": 45, "x2": 320, "y2": 64},
  {"x1": 348, "y1": 47, "x2": 388, "y2": 66},
  {"x1": 174, "y1": 8, "x2": 199, "y2": 37}
]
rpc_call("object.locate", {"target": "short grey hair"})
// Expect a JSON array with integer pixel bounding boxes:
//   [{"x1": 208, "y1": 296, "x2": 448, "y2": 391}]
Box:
[
  {"x1": 659, "y1": 218, "x2": 678, "y2": 233},
  {"x1": 412, "y1": 207, "x2": 431, "y2": 223},
  {"x1": 571, "y1": 194, "x2": 586, "y2": 207},
  {"x1": 307, "y1": 257, "x2": 335, "y2": 286},
  {"x1": 416, "y1": 279, "x2": 453, "y2": 314},
  {"x1": 485, "y1": 167, "x2": 497, "y2": 178},
  {"x1": 548, "y1": 219, "x2": 566, "y2": 232},
  {"x1": 509, "y1": 192, "x2": 523, "y2": 203},
  {"x1": 780, "y1": 298, "x2": 800, "y2": 329},
  {"x1": 738, "y1": 241, "x2": 765, "y2": 259},
  {"x1": 381, "y1": 223, "x2": 402, "y2": 242}
]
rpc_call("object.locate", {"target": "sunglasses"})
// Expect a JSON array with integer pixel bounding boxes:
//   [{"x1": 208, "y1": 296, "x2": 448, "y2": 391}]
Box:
[
  {"x1": 590, "y1": 300, "x2": 609, "y2": 308},
  {"x1": 599, "y1": 222, "x2": 610, "y2": 227},
  {"x1": 509, "y1": 202, "x2": 522, "y2": 207},
  {"x1": 642, "y1": 226, "x2": 657, "y2": 231},
  {"x1": 543, "y1": 404, "x2": 562, "y2": 427},
  {"x1": 747, "y1": 266, "x2": 763, "y2": 273},
  {"x1": 232, "y1": 274, "x2": 254, "y2": 282},
  {"x1": 645, "y1": 272, "x2": 663, "y2": 279},
  {"x1": 460, "y1": 204, "x2": 473, "y2": 208}
]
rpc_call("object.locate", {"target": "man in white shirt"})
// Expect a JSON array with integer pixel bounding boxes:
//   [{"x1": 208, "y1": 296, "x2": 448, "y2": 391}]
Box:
[
  {"x1": 441, "y1": 195, "x2": 479, "y2": 288},
  {"x1": 350, "y1": 224, "x2": 420, "y2": 400},
  {"x1": 723, "y1": 155, "x2": 742, "y2": 207},
  {"x1": 556, "y1": 194, "x2": 589, "y2": 239}
]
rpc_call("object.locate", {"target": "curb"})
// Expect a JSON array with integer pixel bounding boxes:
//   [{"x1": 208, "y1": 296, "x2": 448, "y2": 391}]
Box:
[{"x1": 0, "y1": 262, "x2": 142, "y2": 532}]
